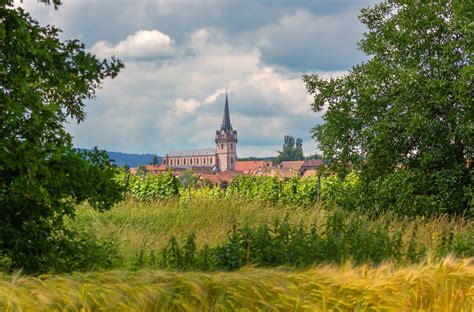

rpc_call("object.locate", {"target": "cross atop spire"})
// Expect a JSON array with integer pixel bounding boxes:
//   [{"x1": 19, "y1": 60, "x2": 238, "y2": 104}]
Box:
[{"x1": 221, "y1": 92, "x2": 232, "y2": 131}]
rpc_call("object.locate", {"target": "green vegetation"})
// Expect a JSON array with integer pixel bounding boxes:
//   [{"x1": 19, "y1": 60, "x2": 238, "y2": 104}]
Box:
[
  {"x1": 118, "y1": 170, "x2": 471, "y2": 217},
  {"x1": 273, "y1": 135, "x2": 305, "y2": 164},
  {"x1": 150, "y1": 154, "x2": 160, "y2": 165},
  {"x1": 72, "y1": 198, "x2": 321, "y2": 268},
  {"x1": 116, "y1": 170, "x2": 180, "y2": 201},
  {"x1": 64, "y1": 198, "x2": 473, "y2": 271},
  {"x1": 1, "y1": 197, "x2": 471, "y2": 308},
  {"x1": 156, "y1": 212, "x2": 456, "y2": 271},
  {"x1": 304, "y1": 0, "x2": 473, "y2": 216},
  {"x1": 118, "y1": 172, "x2": 322, "y2": 207},
  {"x1": 0, "y1": 2, "x2": 123, "y2": 272}
]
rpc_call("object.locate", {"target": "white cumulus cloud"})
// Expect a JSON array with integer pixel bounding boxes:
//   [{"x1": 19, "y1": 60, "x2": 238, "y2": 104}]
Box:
[
  {"x1": 90, "y1": 30, "x2": 176, "y2": 59},
  {"x1": 173, "y1": 98, "x2": 201, "y2": 115}
]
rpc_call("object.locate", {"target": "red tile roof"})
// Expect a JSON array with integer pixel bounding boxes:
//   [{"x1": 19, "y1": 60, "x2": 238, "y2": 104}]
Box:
[
  {"x1": 235, "y1": 161, "x2": 265, "y2": 172},
  {"x1": 199, "y1": 174, "x2": 222, "y2": 185},
  {"x1": 302, "y1": 160, "x2": 323, "y2": 167},
  {"x1": 145, "y1": 165, "x2": 167, "y2": 172},
  {"x1": 216, "y1": 171, "x2": 237, "y2": 181},
  {"x1": 302, "y1": 169, "x2": 318, "y2": 178},
  {"x1": 199, "y1": 171, "x2": 236, "y2": 184},
  {"x1": 142, "y1": 165, "x2": 167, "y2": 175},
  {"x1": 260, "y1": 169, "x2": 298, "y2": 179},
  {"x1": 280, "y1": 161, "x2": 305, "y2": 171}
]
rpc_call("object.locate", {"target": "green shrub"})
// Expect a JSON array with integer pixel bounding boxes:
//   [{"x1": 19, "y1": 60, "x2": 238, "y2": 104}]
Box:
[
  {"x1": 437, "y1": 226, "x2": 474, "y2": 259},
  {"x1": 117, "y1": 170, "x2": 180, "y2": 201},
  {"x1": 0, "y1": 227, "x2": 118, "y2": 273},
  {"x1": 47, "y1": 229, "x2": 119, "y2": 272},
  {"x1": 150, "y1": 210, "x2": 473, "y2": 272},
  {"x1": 320, "y1": 171, "x2": 363, "y2": 210},
  {"x1": 153, "y1": 210, "x2": 437, "y2": 271},
  {"x1": 369, "y1": 170, "x2": 450, "y2": 216}
]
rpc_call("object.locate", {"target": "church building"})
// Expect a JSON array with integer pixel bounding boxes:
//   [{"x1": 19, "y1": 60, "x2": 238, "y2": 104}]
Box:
[{"x1": 164, "y1": 93, "x2": 238, "y2": 172}]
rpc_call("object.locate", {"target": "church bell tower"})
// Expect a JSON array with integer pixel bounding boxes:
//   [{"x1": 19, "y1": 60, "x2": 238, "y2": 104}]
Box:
[{"x1": 215, "y1": 93, "x2": 238, "y2": 171}]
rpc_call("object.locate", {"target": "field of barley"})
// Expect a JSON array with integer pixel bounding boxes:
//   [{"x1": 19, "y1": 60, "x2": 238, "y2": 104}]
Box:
[{"x1": 1, "y1": 257, "x2": 473, "y2": 311}]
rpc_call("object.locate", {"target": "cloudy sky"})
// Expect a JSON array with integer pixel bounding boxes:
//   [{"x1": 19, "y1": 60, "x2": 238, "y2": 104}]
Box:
[{"x1": 16, "y1": 0, "x2": 378, "y2": 157}]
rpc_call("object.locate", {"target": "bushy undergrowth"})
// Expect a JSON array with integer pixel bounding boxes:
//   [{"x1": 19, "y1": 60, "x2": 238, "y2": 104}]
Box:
[
  {"x1": 73, "y1": 198, "x2": 323, "y2": 270},
  {"x1": 137, "y1": 210, "x2": 473, "y2": 271},
  {"x1": 0, "y1": 228, "x2": 117, "y2": 273},
  {"x1": 115, "y1": 170, "x2": 180, "y2": 201},
  {"x1": 68, "y1": 199, "x2": 473, "y2": 272},
  {"x1": 1, "y1": 258, "x2": 472, "y2": 311},
  {"x1": 2, "y1": 196, "x2": 471, "y2": 273}
]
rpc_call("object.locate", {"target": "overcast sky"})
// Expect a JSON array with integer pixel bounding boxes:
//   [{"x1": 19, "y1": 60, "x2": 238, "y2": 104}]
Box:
[{"x1": 16, "y1": 0, "x2": 378, "y2": 157}]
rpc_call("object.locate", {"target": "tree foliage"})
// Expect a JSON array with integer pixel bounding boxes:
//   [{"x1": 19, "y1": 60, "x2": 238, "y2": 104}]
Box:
[
  {"x1": 116, "y1": 170, "x2": 180, "y2": 201},
  {"x1": 179, "y1": 169, "x2": 198, "y2": 189},
  {"x1": 273, "y1": 135, "x2": 305, "y2": 164},
  {"x1": 136, "y1": 164, "x2": 148, "y2": 176},
  {"x1": 304, "y1": 0, "x2": 473, "y2": 216},
  {"x1": 150, "y1": 154, "x2": 159, "y2": 166},
  {"x1": 237, "y1": 157, "x2": 267, "y2": 161},
  {"x1": 0, "y1": 1, "x2": 124, "y2": 271}
]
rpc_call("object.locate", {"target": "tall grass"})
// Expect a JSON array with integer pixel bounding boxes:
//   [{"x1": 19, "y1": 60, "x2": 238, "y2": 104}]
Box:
[
  {"x1": 70, "y1": 198, "x2": 473, "y2": 270},
  {"x1": 71, "y1": 198, "x2": 323, "y2": 265},
  {"x1": 1, "y1": 257, "x2": 472, "y2": 311}
]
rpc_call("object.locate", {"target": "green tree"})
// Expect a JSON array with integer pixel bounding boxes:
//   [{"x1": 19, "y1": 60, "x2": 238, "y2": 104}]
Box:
[
  {"x1": 179, "y1": 169, "x2": 198, "y2": 189},
  {"x1": 304, "y1": 0, "x2": 473, "y2": 216},
  {"x1": 150, "y1": 154, "x2": 159, "y2": 166},
  {"x1": 305, "y1": 153, "x2": 322, "y2": 160},
  {"x1": 295, "y1": 138, "x2": 304, "y2": 160},
  {"x1": 283, "y1": 135, "x2": 295, "y2": 151},
  {"x1": 136, "y1": 164, "x2": 148, "y2": 176},
  {"x1": 238, "y1": 157, "x2": 266, "y2": 161},
  {"x1": 0, "y1": 1, "x2": 124, "y2": 271},
  {"x1": 273, "y1": 135, "x2": 305, "y2": 164}
]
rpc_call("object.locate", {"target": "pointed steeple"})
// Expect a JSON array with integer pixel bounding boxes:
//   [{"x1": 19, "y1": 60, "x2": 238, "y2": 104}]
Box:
[{"x1": 221, "y1": 92, "x2": 231, "y2": 131}]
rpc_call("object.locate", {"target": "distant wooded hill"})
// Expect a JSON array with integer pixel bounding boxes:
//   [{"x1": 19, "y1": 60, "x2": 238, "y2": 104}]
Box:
[
  {"x1": 106, "y1": 151, "x2": 163, "y2": 167},
  {"x1": 77, "y1": 149, "x2": 163, "y2": 167}
]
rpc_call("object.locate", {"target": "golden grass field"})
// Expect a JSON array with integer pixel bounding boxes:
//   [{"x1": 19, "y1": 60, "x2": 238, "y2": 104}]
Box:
[{"x1": 1, "y1": 257, "x2": 472, "y2": 311}]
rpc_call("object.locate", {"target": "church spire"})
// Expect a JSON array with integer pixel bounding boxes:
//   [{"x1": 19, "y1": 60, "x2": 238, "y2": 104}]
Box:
[{"x1": 221, "y1": 92, "x2": 231, "y2": 131}]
